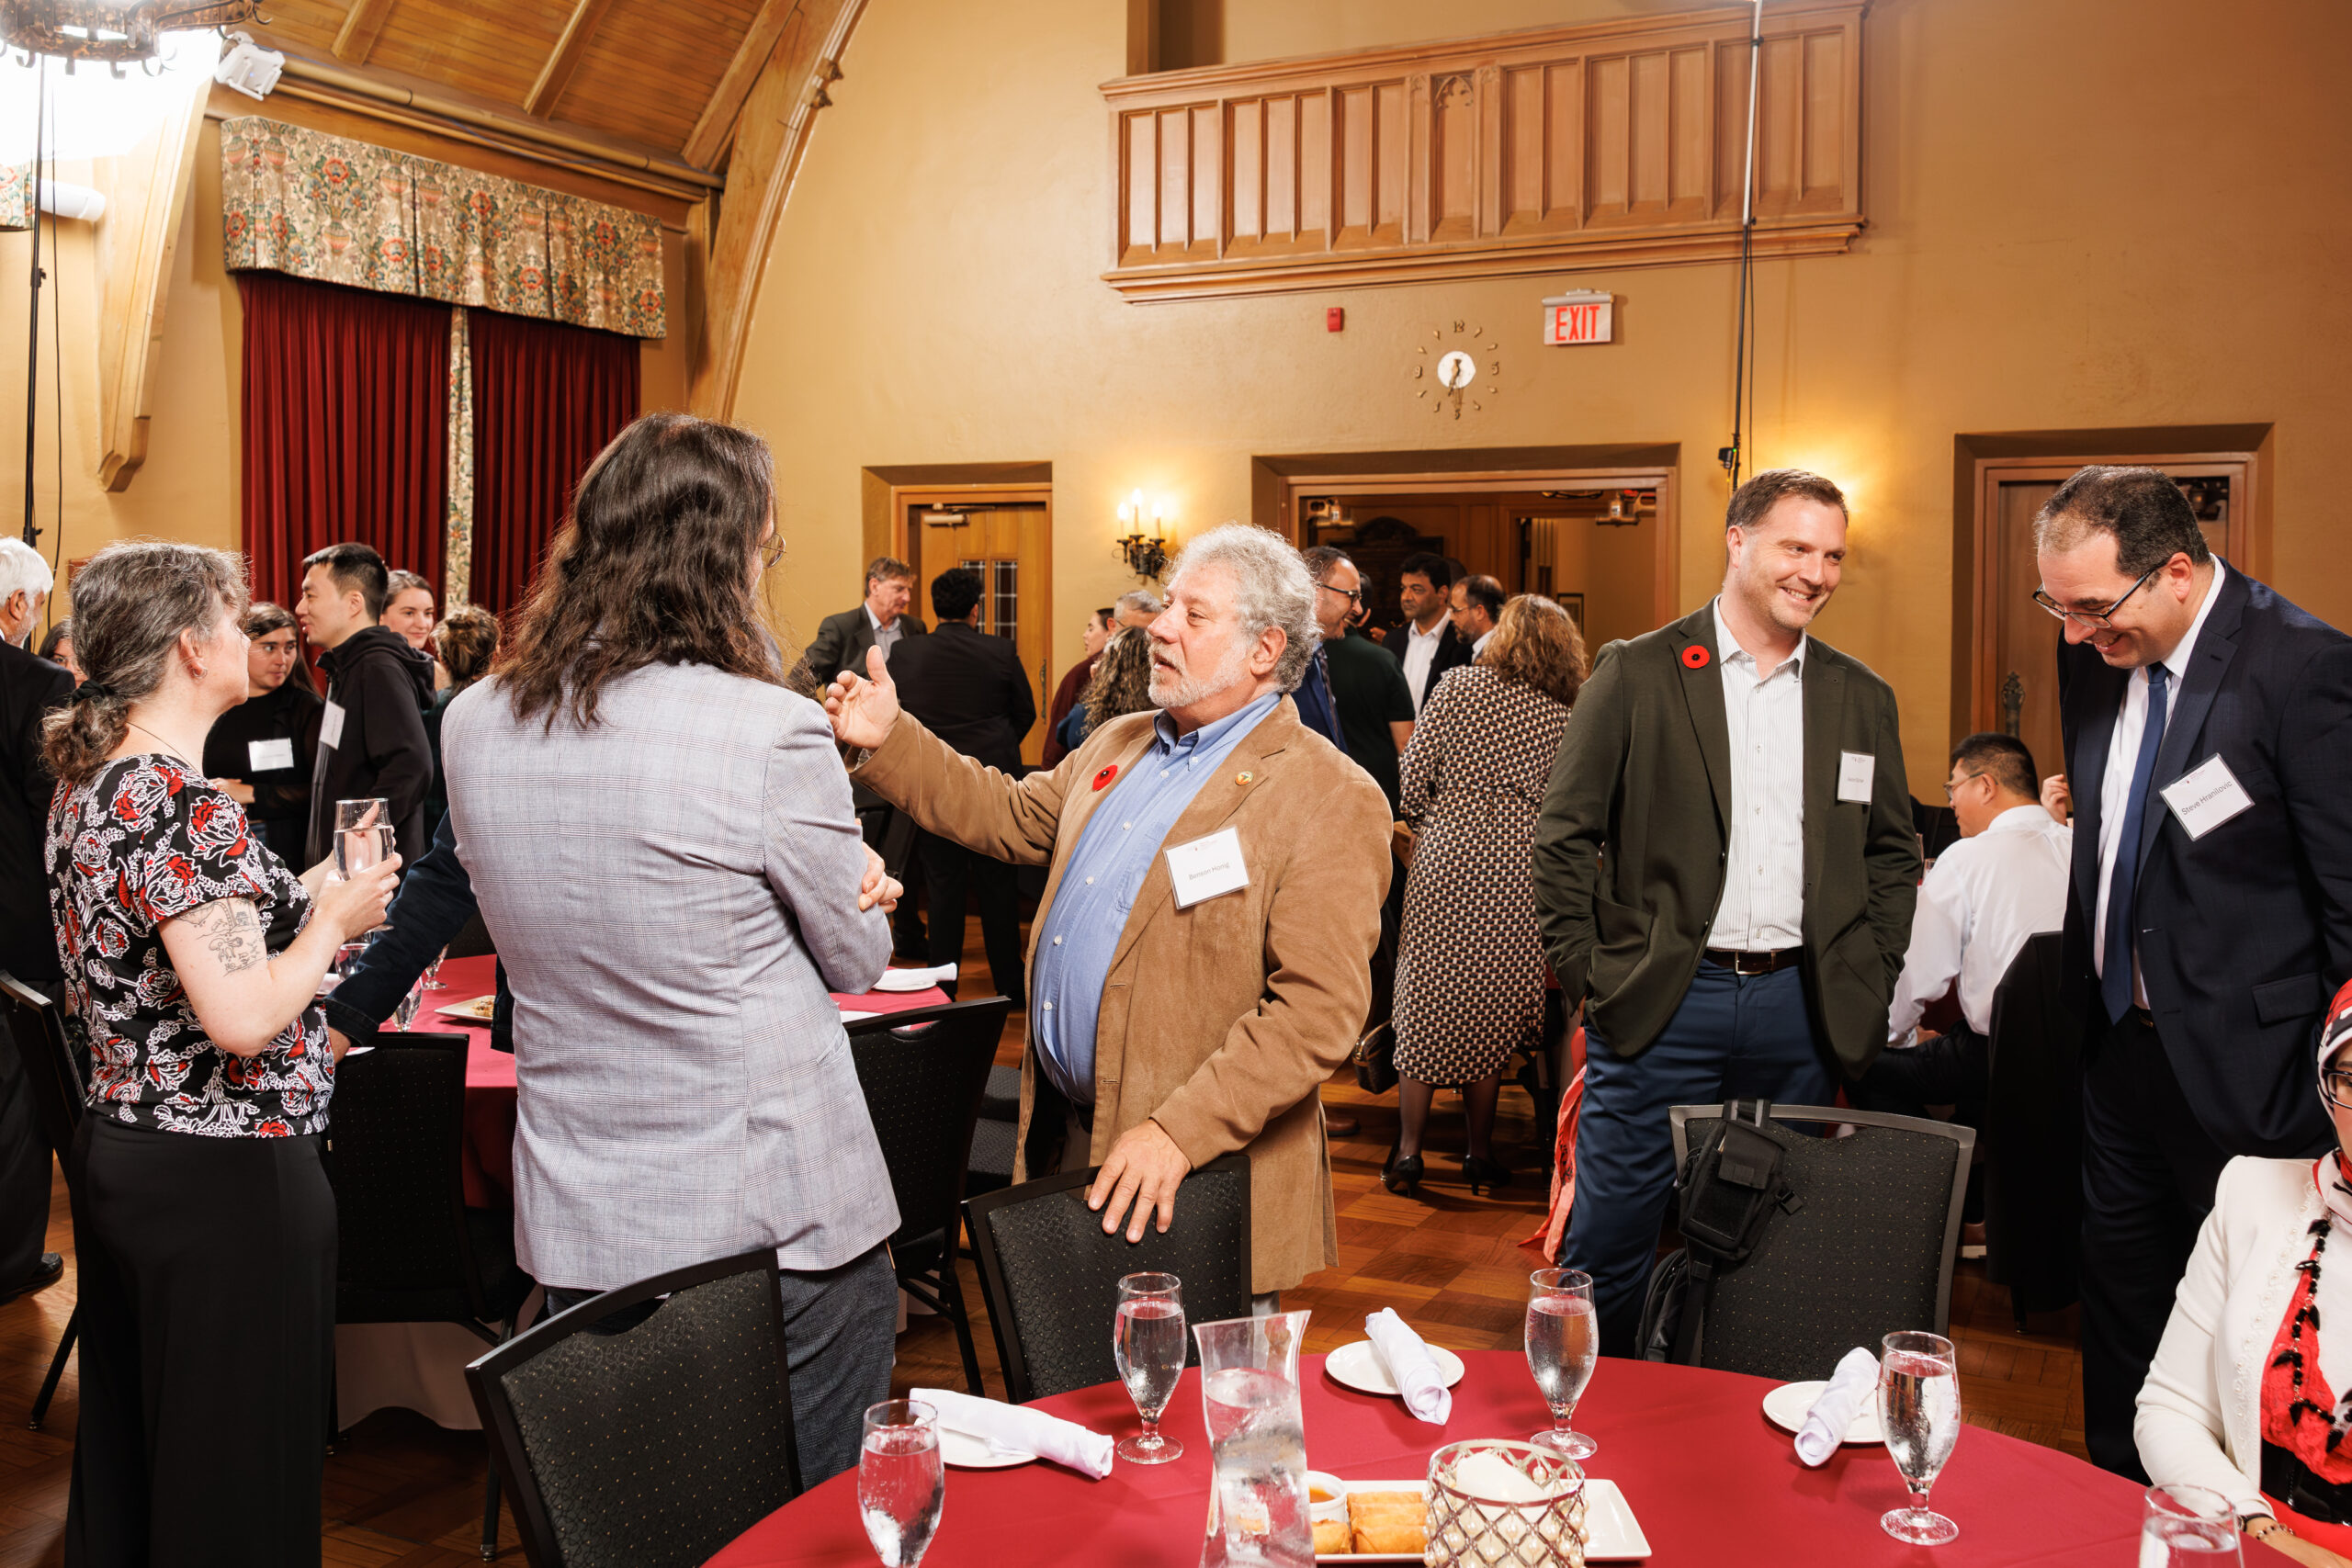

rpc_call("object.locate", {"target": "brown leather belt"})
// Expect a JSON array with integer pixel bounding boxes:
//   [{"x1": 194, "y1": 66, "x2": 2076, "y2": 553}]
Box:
[{"x1": 1703, "y1": 947, "x2": 1804, "y2": 976}]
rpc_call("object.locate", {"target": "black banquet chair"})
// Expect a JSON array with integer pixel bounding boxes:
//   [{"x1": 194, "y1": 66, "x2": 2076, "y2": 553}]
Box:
[
  {"x1": 961, "y1": 1153, "x2": 1252, "y2": 1403},
  {"x1": 0, "y1": 971, "x2": 85, "y2": 1429},
  {"x1": 465, "y1": 1247, "x2": 804, "y2": 1568},
  {"x1": 1661, "y1": 1102, "x2": 1973, "y2": 1384},
  {"x1": 328, "y1": 1030, "x2": 536, "y2": 1559},
  {"x1": 846, "y1": 994, "x2": 1012, "y2": 1396}
]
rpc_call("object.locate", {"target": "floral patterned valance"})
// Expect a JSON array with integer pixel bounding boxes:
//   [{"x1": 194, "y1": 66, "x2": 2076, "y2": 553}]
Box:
[
  {"x1": 0, "y1": 164, "x2": 28, "y2": 231},
  {"x1": 220, "y1": 117, "x2": 664, "y2": 339}
]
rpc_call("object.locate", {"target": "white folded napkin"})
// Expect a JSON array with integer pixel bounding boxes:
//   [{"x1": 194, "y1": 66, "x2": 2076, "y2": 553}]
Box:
[
  {"x1": 1364, "y1": 1308, "x2": 1452, "y2": 1425},
  {"x1": 1794, "y1": 1346, "x2": 1880, "y2": 1466},
  {"x1": 839, "y1": 1010, "x2": 881, "y2": 1021},
  {"x1": 874, "y1": 963, "x2": 958, "y2": 992},
  {"x1": 912, "y1": 1386, "x2": 1114, "y2": 1479}
]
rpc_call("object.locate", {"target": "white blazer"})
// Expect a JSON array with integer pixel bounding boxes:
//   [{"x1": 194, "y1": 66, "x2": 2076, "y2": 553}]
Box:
[{"x1": 2137, "y1": 1155, "x2": 2326, "y2": 1515}]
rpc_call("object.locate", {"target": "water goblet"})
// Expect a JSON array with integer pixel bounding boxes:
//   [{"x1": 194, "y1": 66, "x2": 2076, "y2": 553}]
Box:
[
  {"x1": 2140, "y1": 1483, "x2": 2241, "y2": 1566},
  {"x1": 1878, "y1": 1330, "x2": 1962, "y2": 1545},
  {"x1": 422, "y1": 945, "x2": 449, "y2": 990},
  {"x1": 1113, "y1": 1270, "x2": 1185, "y2": 1463},
  {"x1": 1524, "y1": 1267, "x2": 1599, "y2": 1460},
  {"x1": 858, "y1": 1400, "x2": 944, "y2": 1567}
]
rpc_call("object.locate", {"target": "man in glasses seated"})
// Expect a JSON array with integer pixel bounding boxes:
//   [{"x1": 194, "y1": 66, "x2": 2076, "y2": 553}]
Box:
[{"x1": 2034, "y1": 464, "x2": 2352, "y2": 1480}]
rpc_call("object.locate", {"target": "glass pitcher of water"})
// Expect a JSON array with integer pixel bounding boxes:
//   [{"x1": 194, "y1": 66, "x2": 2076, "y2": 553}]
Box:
[{"x1": 1193, "y1": 1310, "x2": 1314, "y2": 1568}]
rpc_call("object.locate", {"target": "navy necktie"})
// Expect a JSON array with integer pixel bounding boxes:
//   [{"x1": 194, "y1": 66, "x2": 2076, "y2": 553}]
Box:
[{"x1": 2101, "y1": 662, "x2": 2171, "y2": 1023}]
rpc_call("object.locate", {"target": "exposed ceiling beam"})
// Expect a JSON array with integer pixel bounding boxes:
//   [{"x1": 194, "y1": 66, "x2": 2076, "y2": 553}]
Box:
[
  {"x1": 333, "y1": 0, "x2": 400, "y2": 63},
  {"x1": 682, "y1": 0, "x2": 800, "y2": 171},
  {"x1": 525, "y1": 0, "x2": 619, "y2": 118}
]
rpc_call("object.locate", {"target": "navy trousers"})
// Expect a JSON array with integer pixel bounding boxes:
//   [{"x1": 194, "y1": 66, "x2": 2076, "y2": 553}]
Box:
[{"x1": 1563, "y1": 964, "x2": 1835, "y2": 1357}]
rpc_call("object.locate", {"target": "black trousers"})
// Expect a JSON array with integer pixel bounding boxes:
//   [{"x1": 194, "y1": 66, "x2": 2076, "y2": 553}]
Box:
[
  {"x1": 919, "y1": 831, "x2": 1025, "y2": 1011},
  {"x1": 0, "y1": 1021, "x2": 54, "y2": 1285},
  {"x1": 2077, "y1": 1010, "x2": 2231, "y2": 1480},
  {"x1": 67, "y1": 1117, "x2": 336, "y2": 1567}
]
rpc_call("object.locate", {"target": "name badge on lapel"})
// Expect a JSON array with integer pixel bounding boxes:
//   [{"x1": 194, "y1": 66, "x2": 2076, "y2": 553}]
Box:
[
  {"x1": 1837, "y1": 750, "x2": 1876, "y2": 804},
  {"x1": 1165, "y1": 827, "x2": 1249, "y2": 909},
  {"x1": 2160, "y1": 754, "x2": 2255, "y2": 840},
  {"x1": 319, "y1": 701, "x2": 346, "y2": 750}
]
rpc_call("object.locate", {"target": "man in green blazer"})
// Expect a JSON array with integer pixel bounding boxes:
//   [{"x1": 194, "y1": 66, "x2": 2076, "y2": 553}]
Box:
[{"x1": 1533, "y1": 468, "x2": 1919, "y2": 1353}]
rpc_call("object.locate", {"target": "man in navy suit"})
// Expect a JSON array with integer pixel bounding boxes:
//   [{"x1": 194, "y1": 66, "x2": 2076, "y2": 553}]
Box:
[{"x1": 2038, "y1": 466, "x2": 2352, "y2": 1477}]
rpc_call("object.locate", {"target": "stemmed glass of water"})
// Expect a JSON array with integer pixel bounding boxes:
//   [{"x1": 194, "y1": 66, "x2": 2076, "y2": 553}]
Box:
[
  {"x1": 1113, "y1": 1271, "x2": 1186, "y2": 1464},
  {"x1": 1878, "y1": 1331, "x2": 1962, "y2": 1545},
  {"x1": 2141, "y1": 1484, "x2": 2240, "y2": 1565},
  {"x1": 1525, "y1": 1268, "x2": 1600, "y2": 1460},
  {"x1": 422, "y1": 945, "x2": 449, "y2": 990},
  {"x1": 859, "y1": 1400, "x2": 944, "y2": 1567}
]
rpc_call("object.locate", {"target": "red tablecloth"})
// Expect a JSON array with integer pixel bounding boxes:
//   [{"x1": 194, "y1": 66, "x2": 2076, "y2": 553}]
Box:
[
  {"x1": 709, "y1": 1349, "x2": 2289, "y2": 1566},
  {"x1": 394, "y1": 954, "x2": 954, "y2": 1207}
]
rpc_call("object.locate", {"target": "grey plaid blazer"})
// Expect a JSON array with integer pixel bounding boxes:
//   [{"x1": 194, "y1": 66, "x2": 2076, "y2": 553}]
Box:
[{"x1": 441, "y1": 665, "x2": 899, "y2": 1291}]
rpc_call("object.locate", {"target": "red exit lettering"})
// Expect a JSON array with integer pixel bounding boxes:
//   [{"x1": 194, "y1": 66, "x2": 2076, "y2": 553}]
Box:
[{"x1": 1544, "y1": 299, "x2": 1611, "y2": 345}]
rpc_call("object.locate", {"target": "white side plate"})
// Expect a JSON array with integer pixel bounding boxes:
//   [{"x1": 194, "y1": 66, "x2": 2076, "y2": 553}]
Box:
[
  {"x1": 1324, "y1": 1338, "x2": 1466, "y2": 1397},
  {"x1": 938, "y1": 1426, "x2": 1034, "y2": 1469},
  {"x1": 1759, "y1": 1379, "x2": 1883, "y2": 1445},
  {"x1": 1313, "y1": 1476, "x2": 1650, "y2": 1562},
  {"x1": 872, "y1": 964, "x2": 956, "y2": 992}
]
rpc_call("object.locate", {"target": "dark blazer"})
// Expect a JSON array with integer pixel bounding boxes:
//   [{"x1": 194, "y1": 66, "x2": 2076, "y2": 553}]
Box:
[
  {"x1": 887, "y1": 619, "x2": 1035, "y2": 774},
  {"x1": 2057, "y1": 563, "x2": 2352, "y2": 1156},
  {"x1": 1383, "y1": 618, "x2": 1473, "y2": 710},
  {"x1": 1532, "y1": 602, "x2": 1919, "y2": 1076},
  {"x1": 804, "y1": 604, "x2": 925, "y2": 685},
  {"x1": 0, "y1": 642, "x2": 74, "y2": 984}
]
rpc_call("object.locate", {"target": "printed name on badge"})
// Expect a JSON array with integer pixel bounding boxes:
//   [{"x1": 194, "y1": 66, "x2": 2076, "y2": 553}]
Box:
[
  {"x1": 2160, "y1": 753, "x2": 2255, "y2": 840},
  {"x1": 1165, "y1": 826, "x2": 1250, "y2": 909},
  {"x1": 247, "y1": 738, "x2": 295, "y2": 773},
  {"x1": 1837, "y1": 750, "x2": 1876, "y2": 804},
  {"x1": 319, "y1": 701, "x2": 346, "y2": 750}
]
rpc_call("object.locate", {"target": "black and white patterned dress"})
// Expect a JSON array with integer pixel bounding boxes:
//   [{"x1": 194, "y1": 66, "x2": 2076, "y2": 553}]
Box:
[{"x1": 1391, "y1": 665, "x2": 1572, "y2": 1086}]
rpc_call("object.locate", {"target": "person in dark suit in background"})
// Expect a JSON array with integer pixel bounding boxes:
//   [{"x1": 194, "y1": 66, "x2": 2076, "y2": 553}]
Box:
[
  {"x1": 0, "y1": 537, "x2": 67, "y2": 1302},
  {"x1": 804, "y1": 556, "x2": 925, "y2": 683},
  {"x1": 1533, "y1": 469, "x2": 1919, "y2": 1354},
  {"x1": 1451, "y1": 574, "x2": 1505, "y2": 657},
  {"x1": 2035, "y1": 465, "x2": 2352, "y2": 1478},
  {"x1": 1384, "y1": 551, "x2": 1472, "y2": 716},
  {"x1": 888, "y1": 567, "x2": 1035, "y2": 1008}
]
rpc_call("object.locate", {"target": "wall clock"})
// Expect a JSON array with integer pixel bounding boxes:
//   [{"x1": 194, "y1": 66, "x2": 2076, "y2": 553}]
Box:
[{"x1": 1412, "y1": 320, "x2": 1499, "y2": 419}]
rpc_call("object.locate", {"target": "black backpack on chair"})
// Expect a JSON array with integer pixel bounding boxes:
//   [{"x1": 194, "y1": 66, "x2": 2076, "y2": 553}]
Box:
[{"x1": 1637, "y1": 1099, "x2": 1803, "y2": 1365}]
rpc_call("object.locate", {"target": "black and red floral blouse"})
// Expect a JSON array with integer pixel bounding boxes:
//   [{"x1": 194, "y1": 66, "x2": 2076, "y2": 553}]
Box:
[{"x1": 46, "y1": 755, "x2": 333, "y2": 1136}]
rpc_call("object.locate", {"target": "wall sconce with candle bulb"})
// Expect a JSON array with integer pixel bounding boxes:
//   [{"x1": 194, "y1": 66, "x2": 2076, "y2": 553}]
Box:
[{"x1": 1115, "y1": 489, "x2": 1170, "y2": 580}]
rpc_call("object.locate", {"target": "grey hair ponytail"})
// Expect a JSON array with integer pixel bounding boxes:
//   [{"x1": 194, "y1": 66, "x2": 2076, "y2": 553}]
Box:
[{"x1": 41, "y1": 542, "x2": 249, "y2": 790}]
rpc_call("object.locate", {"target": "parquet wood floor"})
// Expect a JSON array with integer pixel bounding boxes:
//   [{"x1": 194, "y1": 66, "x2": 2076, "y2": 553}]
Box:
[{"x1": 0, "y1": 912, "x2": 2085, "y2": 1564}]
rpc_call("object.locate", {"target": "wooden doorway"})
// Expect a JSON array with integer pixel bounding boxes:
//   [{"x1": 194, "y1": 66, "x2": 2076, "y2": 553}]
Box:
[
  {"x1": 1970, "y1": 455, "x2": 2253, "y2": 784},
  {"x1": 891, "y1": 485, "x2": 1055, "y2": 765}
]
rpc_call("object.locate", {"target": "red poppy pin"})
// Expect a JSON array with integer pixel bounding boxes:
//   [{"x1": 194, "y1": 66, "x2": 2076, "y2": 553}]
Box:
[
  {"x1": 1682, "y1": 644, "x2": 1713, "y2": 671},
  {"x1": 1091, "y1": 763, "x2": 1120, "y2": 792}
]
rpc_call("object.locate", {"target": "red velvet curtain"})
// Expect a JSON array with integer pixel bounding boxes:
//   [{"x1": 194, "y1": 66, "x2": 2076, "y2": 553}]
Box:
[
  {"x1": 469, "y1": 311, "x2": 640, "y2": 615},
  {"x1": 238, "y1": 272, "x2": 449, "y2": 615}
]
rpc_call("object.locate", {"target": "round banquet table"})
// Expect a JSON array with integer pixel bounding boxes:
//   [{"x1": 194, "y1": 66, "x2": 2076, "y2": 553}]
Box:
[{"x1": 707, "y1": 1349, "x2": 2291, "y2": 1566}]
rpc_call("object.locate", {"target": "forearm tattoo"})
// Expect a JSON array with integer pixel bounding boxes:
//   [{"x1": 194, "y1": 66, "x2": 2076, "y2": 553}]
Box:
[{"x1": 186, "y1": 899, "x2": 268, "y2": 976}]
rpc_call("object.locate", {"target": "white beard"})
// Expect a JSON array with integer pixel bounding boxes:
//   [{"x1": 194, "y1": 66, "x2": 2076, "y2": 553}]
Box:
[{"x1": 1149, "y1": 637, "x2": 1254, "y2": 712}]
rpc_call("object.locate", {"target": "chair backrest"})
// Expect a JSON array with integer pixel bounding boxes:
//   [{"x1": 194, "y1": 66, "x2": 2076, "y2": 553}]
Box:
[
  {"x1": 962, "y1": 1153, "x2": 1252, "y2": 1403},
  {"x1": 847, "y1": 996, "x2": 1012, "y2": 1253},
  {"x1": 0, "y1": 972, "x2": 85, "y2": 1168},
  {"x1": 1983, "y1": 931, "x2": 2083, "y2": 1314},
  {"x1": 1667, "y1": 1104, "x2": 1971, "y2": 1382},
  {"x1": 466, "y1": 1247, "x2": 802, "y2": 1568},
  {"x1": 327, "y1": 1032, "x2": 479, "y2": 1303}
]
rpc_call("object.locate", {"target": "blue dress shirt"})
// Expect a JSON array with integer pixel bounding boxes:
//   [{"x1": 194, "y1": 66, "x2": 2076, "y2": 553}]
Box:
[{"x1": 1029, "y1": 692, "x2": 1282, "y2": 1103}]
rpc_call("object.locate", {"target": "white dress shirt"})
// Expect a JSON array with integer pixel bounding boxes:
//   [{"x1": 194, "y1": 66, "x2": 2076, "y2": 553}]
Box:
[
  {"x1": 1472, "y1": 628, "x2": 1495, "y2": 658},
  {"x1": 2092, "y1": 559, "x2": 2226, "y2": 1008},
  {"x1": 868, "y1": 604, "x2": 906, "y2": 659},
  {"x1": 1707, "y1": 599, "x2": 1808, "y2": 952},
  {"x1": 1886, "y1": 804, "x2": 2072, "y2": 1042},
  {"x1": 1400, "y1": 617, "x2": 1445, "y2": 714}
]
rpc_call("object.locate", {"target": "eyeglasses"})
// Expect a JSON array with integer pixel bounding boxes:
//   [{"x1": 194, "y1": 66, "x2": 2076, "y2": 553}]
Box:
[
  {"x1": 1315, "y1": 580, "x2": 1363, "y2": 604},
  {"x1": 2324, "y1": 1069, "x2": 2352, "y2": 1111},
  {"x1": 759, "y1": 532, "x2": 786, "y2": 570},
  {"x1": 2031, "y1": 564, "x2": 2161, "y2": 630},
  {"x1": 1942, "y1": 772, "x2": 1986, "y2": 803}
]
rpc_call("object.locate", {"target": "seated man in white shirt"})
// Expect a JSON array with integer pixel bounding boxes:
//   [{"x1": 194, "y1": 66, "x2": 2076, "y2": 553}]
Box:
[{"x1": 1855, "y1": 731, "x2": 2072, "y2": 1128}]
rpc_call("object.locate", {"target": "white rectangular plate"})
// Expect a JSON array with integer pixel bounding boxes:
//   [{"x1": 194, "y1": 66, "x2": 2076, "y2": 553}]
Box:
[{"x1": 1315, "y1": 1476, "x2": 1649, "y2": 1562}]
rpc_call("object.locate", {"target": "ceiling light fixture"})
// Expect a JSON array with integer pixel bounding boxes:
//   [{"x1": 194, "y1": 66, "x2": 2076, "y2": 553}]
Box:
[{"x1": 2, "y1": 0, "x2": 261, "y2": 69}]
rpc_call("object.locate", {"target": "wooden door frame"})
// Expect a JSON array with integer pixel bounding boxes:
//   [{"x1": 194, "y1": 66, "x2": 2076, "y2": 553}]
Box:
[
  {"x1": 888, "y1": 481, "x2": 1056, "y2": 762},
  {"x1": 1272, "y1": 464, "x2": 1680, "y2": 629},
  {"x1": 1966, "y1": 451, "x2": 2256, "y2": 739}
]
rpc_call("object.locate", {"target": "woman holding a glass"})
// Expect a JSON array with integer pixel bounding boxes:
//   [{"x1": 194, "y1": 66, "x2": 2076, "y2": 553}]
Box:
[{"x1": 2137, "y1": 976, "x2": 2352, "y2": 1566}]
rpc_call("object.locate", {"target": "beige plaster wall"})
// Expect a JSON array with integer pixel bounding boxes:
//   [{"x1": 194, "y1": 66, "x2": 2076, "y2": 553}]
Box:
[{"x1": 730, "y1": 0, "x2": 2352, "y2": 786}]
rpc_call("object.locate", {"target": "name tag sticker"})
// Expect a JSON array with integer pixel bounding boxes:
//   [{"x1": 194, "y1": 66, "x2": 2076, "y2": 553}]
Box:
[
  {"x1": 247, "y1": 737, "x2": 295, "y2": 773},
  {"x1": 319, "y1": 701, "x2": 345, "y2": 750},
  {"x1": 1165, "y1": 827, "x2": 1250, "y2": 909},
  {"x1": 1837, "y1": 750, "x2": 1876, "y2": 805},
  {"x1": 2161, "y1": 753, "x2": 2255, "y2": 840}
]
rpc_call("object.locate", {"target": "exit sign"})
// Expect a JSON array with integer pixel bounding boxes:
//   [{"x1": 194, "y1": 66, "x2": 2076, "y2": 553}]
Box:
[{"x1": 1544, "y1": 291, "x2": 1613, "y2": 345}]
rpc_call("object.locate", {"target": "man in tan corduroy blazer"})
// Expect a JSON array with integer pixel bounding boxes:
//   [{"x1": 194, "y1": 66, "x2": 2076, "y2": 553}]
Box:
[{"x1": 826, "y1": 525, "x2": 1392, "y2": 1296}]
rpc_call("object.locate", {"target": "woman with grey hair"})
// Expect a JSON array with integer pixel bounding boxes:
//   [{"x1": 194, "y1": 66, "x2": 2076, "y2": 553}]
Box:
[{"x1": 44, "y1": 540, "x2": 398, "y2": 1562}]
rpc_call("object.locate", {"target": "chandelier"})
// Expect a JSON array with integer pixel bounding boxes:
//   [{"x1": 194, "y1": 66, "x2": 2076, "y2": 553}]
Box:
[{"x1": 2, "y1": 0, "x2": 262, "y2": 65}]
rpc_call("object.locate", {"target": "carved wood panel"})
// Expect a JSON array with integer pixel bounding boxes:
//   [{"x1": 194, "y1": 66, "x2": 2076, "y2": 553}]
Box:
[{"x1": 1103, "y1": 3, "x2": 1863, "y2": 300}]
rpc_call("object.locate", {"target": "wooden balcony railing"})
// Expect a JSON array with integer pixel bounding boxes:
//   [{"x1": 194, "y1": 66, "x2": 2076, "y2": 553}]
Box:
[{"x1": 1102, "y1": 3, "x2": 1864, "y2": 301}]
